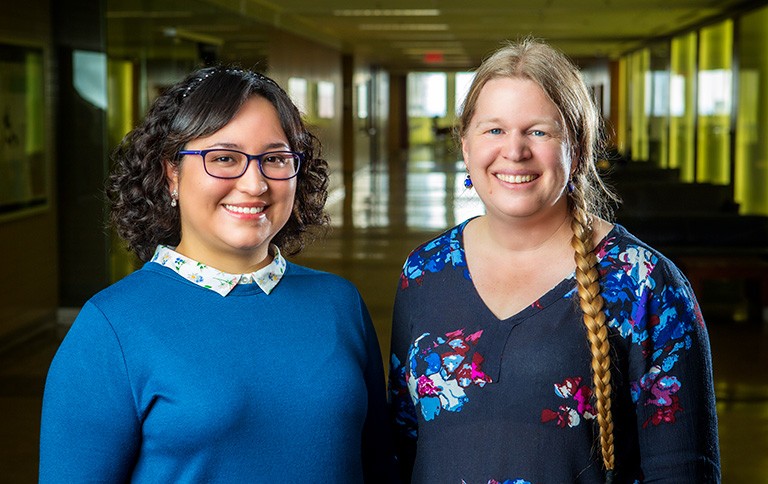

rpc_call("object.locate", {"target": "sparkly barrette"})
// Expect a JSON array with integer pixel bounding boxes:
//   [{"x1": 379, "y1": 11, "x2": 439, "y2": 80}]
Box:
[
  {"x1": 181, "y1": 70, "x2": 215, "y2": 98},
  {"x1": 181, "y1": 68, "x2": 284, "y2": 98},
  {"x1": 248, "y1": 70, "x2": 286, "y2": 94}
]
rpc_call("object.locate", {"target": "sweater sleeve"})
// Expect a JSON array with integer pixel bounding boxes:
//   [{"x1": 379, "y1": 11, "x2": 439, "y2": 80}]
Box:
[
  {"x1": 623, "y1": 259, "x2": 721, "y2": 482},
  {"x1": 357, "y1": 292, "x2": 399, "y2": 483},
  {"x1": 388, "y1": 273, "x2": 419, "y2": 483},
  {"x1": 39, "y1": 302, "x2": 141, "y2": 483}
]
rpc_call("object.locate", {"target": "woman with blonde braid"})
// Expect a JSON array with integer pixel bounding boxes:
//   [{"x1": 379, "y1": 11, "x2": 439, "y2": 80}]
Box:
[{"x1": 388, "y1": 38, "x2": 720, "y2": 483}]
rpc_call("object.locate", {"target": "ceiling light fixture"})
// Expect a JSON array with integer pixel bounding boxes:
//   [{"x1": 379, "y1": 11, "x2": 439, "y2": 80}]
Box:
[
  {"x1": 334, "y1": 9, "x2": 440, "y2": 17},
  {"x1": 359, "y1": 24, "x2": 448, "y2": 31},
  {"x1": 162, "y1": 27, "x2": 224, "y2": 46},
  {"x1": 107, "y1": 10, "x2": 192, "y2": 19}
]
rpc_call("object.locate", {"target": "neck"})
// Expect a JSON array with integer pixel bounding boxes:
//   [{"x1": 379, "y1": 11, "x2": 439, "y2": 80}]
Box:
[{"x1": 479, "y1": 202, "x2": 573, "y2": 254}]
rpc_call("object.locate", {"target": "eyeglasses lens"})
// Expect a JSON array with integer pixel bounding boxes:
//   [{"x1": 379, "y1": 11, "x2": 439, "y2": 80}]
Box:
[{"x1": 203, "y1": 150, "x2": 299, "y2": 179}]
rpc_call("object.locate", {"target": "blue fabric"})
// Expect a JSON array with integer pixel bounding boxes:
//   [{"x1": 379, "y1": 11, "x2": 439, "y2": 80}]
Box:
[
  {"x1": 389, "y1": 221, "x2": 720, "y2": 484},
  {"x1": 40, "y1": 261, "x2": 393, "y2": 483}
]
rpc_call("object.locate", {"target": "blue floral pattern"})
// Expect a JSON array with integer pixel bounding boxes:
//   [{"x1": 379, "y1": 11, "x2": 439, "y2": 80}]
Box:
[
  {"x1": 462, "y1": 480, "x2": 531, "y2": 484},
  {"x1": 388, "y1": 222, "x2": 719, "y2": 481},
  {"x1": 400, "y1": 222, "x2": 471, "y2": 289},
  {"x1": 596, "y1": 235, "x2": 700, "y2": 427},
  {"x1": 401, "y1": 328, "x2": 492, "y2": 421}
]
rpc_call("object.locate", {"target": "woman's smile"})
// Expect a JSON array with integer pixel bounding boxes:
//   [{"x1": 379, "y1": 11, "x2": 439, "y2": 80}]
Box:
[
  {"x1": 222, "y1": 203, "x2": 267, "y2": 217},
  {"x1": 494, "y1": 173, "x2": 539, "y2": 184}
]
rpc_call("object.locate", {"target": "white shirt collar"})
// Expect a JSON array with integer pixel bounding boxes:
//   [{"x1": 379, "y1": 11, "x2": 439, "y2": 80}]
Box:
[{"x1": 149, "y1": 245, "x2": 286, "y2": 297}]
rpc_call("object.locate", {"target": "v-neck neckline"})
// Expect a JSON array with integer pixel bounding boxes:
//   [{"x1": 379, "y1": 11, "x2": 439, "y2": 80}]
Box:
[{"x1": 456, "y1": 218, "x2": 619, "y2": 323}]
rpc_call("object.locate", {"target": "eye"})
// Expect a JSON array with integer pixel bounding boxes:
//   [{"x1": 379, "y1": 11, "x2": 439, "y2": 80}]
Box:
[
  {"x1": 262, "y1": 153, "x2": 291, "y2": 166},
  {"x1": 530, "y1": 129, "x2": 546, "y2": 137},
  {"x1": 210, "y1": 152, "x2": 238, "y2": 164},
  {"x1": 487, "y1": 127, "x2": 503, "y2": 135}
]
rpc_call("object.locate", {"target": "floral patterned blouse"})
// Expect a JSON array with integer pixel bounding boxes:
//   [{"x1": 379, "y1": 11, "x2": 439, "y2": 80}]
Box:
[
  {"x1": 388, "y1": 219, "x2": 720, "y2": 484},
  {"x1": 150, "y1": 245, "x2": 285, "y2": 296}
]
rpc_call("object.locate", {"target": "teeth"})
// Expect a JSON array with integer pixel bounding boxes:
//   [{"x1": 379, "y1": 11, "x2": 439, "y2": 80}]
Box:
[
  {"x1": 495, "y1": 173, "x2": 538, "y2": 184},
  {"x1": 225, "y1": 205, "x2": 264, "y2": 214}
]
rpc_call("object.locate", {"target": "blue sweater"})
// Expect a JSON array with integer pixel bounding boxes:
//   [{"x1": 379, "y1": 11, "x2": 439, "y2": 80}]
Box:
[{"x1": 40, "y1": 261, "x2": 393, "y2": 483}]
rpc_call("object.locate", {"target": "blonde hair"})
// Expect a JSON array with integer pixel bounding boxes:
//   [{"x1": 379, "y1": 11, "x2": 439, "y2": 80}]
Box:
[{"x1": 458, "y1": 37, "x2": 619, "y2": 478}]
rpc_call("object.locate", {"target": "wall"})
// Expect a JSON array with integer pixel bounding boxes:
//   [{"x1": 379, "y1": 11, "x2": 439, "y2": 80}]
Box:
[
  {"x1": 0, "y1": 1, "x2": 58, "y2": 346},
  {"x1": 267, "y1": 31, "x2": 344, "y2": 193},
  {"x1": 54, "y1": 0, "x2": 111, "y2": 307}
]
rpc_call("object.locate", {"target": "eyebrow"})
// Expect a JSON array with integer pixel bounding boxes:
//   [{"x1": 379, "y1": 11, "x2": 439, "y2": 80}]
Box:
[
  {"x1": 206, "y1": 141, "x2": 291, "y2": 151},
  {"x1": 474, "y1": 117, "x2": 562, "y2": 130}
]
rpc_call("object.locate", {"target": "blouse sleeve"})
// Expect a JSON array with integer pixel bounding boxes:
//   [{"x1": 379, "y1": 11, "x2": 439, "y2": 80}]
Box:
[
  {"x1": 388, "y1": 273, "x2": 420, "y2": 483},
  {"x1": 618, "y1": 257, "x2": 721, "y2": 481},
  {"x1": 39, "y1": 302, "x2": 141, "y2": 483}
]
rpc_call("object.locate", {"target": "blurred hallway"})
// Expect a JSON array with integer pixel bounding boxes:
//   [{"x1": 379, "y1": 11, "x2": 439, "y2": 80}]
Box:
[{"x1": 1, "y1": 142, "x2": 767, "y2": 482}]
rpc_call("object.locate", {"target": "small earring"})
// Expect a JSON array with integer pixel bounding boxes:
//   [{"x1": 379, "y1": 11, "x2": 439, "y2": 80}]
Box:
[
  {"x1": 171, "y1": 189, "x2": 178, "y2": 208},
  {"x1": 567, "y1": 181, "x2": 575, "y2": 194},
  {"x1": 463, "y1": 174, "x2": 473, "y2": 189}
]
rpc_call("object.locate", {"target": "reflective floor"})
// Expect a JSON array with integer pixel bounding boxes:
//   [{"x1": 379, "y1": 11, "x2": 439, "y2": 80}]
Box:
[{"x1": 1, "y1": 143, "x2": 767, "y2": 483}]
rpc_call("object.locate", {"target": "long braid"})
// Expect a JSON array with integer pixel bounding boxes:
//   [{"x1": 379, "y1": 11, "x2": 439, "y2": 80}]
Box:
[{"x1": 570, "y1": 181, "x2": 615, "y2": 480}]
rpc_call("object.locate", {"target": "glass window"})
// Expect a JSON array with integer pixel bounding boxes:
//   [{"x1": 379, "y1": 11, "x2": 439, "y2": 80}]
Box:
[
  {"x1": 735, "y1": 6, "x2": 768, "y2": 215},
  {"x1": 0, "y1": 44, "x2": 47, "y2": 218},
  {"x1": 669, "y1": 32, "x2": 697, "y2": 181},
  {"x1": 648, "y1": 42, "x2": 671, "y2": 168},
  {"x1": 697, "y1": 19, "x2": 733, "y2": 185},
  {"x1": 407, "y1": 72, "x2": 447, "y2": 117},
  {"x1": 317, "y1": 81, "x2": 335, "y2": 119},
  {"x1": 629, "y1": 49, "x2": 650, "y2": 162},
  {"x1": 288, "y1": 77, "x2": 309, "y2": 115},
  {"x1": 616, "y1": 56, "x2": 629, "y2": 154},
  {"x1": 454, "y1": 71, "x2": 474, "y2": 115}
]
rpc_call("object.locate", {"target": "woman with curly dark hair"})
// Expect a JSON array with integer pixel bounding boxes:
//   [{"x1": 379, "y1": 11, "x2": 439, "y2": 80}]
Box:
[{"x1": 40, "y1": 67, "x2": 393, "y2": 483}]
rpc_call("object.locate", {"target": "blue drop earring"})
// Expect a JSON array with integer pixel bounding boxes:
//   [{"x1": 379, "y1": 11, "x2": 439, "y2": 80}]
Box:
[{"x1": 464, "y1": 174, "x2": 473, "y2": 189}]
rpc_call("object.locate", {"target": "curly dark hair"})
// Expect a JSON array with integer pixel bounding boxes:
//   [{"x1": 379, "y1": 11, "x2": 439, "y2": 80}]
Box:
[{"x1": 107, "y1": 66, "x2": 330, "y2": 262}]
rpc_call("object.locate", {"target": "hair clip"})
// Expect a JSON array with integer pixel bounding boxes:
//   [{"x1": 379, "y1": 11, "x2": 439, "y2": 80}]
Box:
[
  {"x1": 181, "y1": 68, "x2": 285, "y2": 99},
  {"x1": 248, "y1": 70, "x2": 286, "y2": 94},
  {"x1": 181, "y1": 71, "x2": 215, "y2": 98}
]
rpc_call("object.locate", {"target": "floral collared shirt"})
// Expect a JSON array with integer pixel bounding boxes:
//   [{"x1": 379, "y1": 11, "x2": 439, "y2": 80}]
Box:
[{"x1": 149, "y1": 245, "x2": 286, "y2": 297}]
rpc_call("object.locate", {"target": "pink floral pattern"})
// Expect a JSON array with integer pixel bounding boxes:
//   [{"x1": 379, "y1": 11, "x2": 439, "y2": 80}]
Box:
[{"x1": 541, "y1": 377, "x2": 596, "y2": 428}]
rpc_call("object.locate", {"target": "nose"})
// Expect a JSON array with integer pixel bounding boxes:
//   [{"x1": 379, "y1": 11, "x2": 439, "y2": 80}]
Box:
[
  {"x1": 234, "y1": 160, "x2": 269, "y2": 195},
  {"x1": 503, "y1": 132, "x2": 532, "y2": 161}
]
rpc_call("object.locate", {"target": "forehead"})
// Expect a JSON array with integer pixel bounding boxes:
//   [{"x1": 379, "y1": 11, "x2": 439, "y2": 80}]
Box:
[
  {"x1": 185, "y1": 95, "x2": 290, "y2": 150},
  {"x1": 474, "y1": 77, "x2": 562, "y2": 122},
  {"x1": 218, "y1": 96, "x2": 284, "y2": 135}
]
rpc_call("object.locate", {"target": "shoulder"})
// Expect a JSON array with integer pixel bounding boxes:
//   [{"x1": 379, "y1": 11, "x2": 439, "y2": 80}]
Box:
[
  {"x1": 52, "y1": 268, "x2": 177, "y2": 365},
  {"x1": 281, "y1": 262, "x2": 372, "y2": 335},
  {"x1": 283, "y1": 261, "x2": 360, "y2": 297},
  {"x1": 597, "y1": 224, "x2": 687, "y2": 285},
  {"x1": 598, "y1": 225, "x2": 704, "y2": 340},
  {"x1": 88, "y1": 263, "x2": 186, "y2": 310},
  {"x1": 399, "y1": 220, "x2": 471, "y2": 288},
  {"x1": 407, "y1": 221, "x2": 467, "y2": 260}
]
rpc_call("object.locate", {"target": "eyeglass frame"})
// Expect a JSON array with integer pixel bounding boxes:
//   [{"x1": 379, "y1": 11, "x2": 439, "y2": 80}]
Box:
[{"x1": 176, "y1": 148, "x2": 303, "y2": 180}]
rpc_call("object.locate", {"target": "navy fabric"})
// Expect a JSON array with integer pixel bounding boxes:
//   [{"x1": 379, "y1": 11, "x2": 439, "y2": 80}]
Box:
[{"x1": 389, "y1": 221, "x2": 720, "y2": 484}]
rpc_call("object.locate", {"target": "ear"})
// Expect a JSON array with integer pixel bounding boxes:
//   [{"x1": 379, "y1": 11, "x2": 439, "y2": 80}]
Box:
[
  {"x1": 165, "y1": 160, "x2": 178, "y2": 190},
  {"x1": 461, "y1": 137, "x2": 470, "y2": 170},
  {"x1": 570, "y1": 145, "x2": 580, "y2": 176}
]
